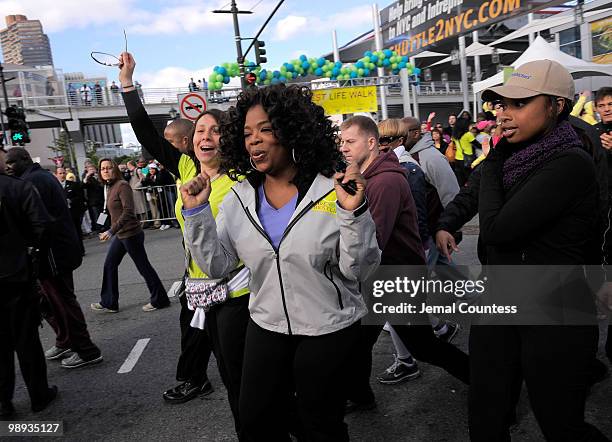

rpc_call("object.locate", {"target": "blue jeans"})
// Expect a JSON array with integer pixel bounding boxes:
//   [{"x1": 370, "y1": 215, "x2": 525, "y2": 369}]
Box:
[{"x1": 99, "y1": 231, "x2": 169, "y2": 310}]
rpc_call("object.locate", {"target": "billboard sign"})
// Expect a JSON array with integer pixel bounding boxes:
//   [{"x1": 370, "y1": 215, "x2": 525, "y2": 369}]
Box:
[{"x1": 381, "y1": 0, "x2": 566, "y2": 56}]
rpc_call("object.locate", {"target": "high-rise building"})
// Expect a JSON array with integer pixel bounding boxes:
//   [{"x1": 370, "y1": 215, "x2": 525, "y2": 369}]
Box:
[{"x1": 0, "y1": 15, "x2": 53, "y2": 66}]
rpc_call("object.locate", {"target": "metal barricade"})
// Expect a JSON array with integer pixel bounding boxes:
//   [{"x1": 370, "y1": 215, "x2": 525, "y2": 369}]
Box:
[{"x1": 132, "y1": 184, "x2": 179, "y2": 226}]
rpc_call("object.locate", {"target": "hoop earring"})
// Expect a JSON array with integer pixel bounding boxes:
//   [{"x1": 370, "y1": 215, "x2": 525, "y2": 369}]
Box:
[
  {"x1": 250, "y1": 157, "x2": 258, "y2": 170},
  {"x1": 292, "y1": 148, "x2": 297, "y2": 164}
]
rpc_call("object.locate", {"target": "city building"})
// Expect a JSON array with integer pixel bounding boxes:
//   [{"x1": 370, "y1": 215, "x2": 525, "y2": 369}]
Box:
[{"x1": 0, "y1": 15, "x2": 53, "y2": 67}]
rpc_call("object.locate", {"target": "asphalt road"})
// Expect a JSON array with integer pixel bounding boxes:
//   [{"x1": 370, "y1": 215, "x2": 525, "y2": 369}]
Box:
[{"x1": 7, "y1": 220, "x2": 612, "y2": 441}]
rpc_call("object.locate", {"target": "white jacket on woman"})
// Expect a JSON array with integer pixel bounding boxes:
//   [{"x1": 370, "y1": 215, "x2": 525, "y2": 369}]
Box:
[{"x1": 183, "y1": 173, "x2": 381, "y2": 336}]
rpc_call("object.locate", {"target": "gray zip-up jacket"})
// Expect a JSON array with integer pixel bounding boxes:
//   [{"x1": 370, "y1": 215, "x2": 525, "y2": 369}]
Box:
[
  {"x1": 407, "y1": 132, "x2": 460, "y2": 208},
  {"x1": 183, "y1": 174, "x2": 381, "y2": 336}
]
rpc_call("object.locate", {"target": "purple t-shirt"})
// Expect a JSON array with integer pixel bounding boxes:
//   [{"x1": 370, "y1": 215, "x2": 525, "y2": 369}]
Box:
[{"x1": 257, "y1": 185, "x2": 298, "y2": 250}]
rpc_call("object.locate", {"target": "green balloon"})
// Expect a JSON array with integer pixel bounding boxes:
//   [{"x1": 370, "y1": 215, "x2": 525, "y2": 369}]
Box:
[
  {"x1": 392, "y1": 63, "x2": 398, "y2": 70},
  {"x1": 215, "y1": 74, "x2": 223, "y2": 81},
  {"x1": 407, "y1": 67, "x2": 413, "y2": 74},
  {"x1": 363, "y1": 56, "x2": 370, "y2": 63},
  {"x1": 325, "y1": 71, "x2": 332, "y2": 78},
  {"x1": 281, "y1": 66, "x2": 287, "y2": 73},
  {"x1": 266, "y1": 71, "x2": 273, "y2": 79},
  {"x1": 264, "y1": 79, "x2": 271, "y2": 85},
  {"x1": 358, "y1": 68, "x2": 364, "y2": 76}
]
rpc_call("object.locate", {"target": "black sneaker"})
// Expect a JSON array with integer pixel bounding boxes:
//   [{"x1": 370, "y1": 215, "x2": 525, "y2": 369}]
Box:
[
  {"x1": 60, "y1": 353, "x2": 103, "y2": 369},
  {"x1": 44, "y1": 346, "x2": 72, "y2": 360},
  {"x1": 434, "y1": 320, "x2": 460, "y2": 343},
  {"x1": 31, "y1": 386, "x2": 58, "y2": 412},
  {"x1": 163, "y1": 380, "x2": 213, "y2": 404},
  {"x1": 377, "y1": 354, "x2": 421, "y2": 385}
]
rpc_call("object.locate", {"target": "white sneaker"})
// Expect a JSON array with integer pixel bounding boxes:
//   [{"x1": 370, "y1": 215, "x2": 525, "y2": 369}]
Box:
[{"x1": 159, "y1": 225, "x2": 170, "y2": 231}]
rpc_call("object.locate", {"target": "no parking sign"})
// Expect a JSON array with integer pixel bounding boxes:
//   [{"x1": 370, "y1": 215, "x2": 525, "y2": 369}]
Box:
[{"x1": 177, "y1": 92, "x2": 207, "y2": 120}]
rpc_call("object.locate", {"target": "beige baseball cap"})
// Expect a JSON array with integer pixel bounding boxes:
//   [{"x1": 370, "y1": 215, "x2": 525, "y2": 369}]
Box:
[{"x1": 482, "y1": 60, "x2": 575, "y2": 102}]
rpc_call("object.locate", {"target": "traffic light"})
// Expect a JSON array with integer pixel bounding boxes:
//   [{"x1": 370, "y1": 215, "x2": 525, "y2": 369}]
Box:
[
  {"x1": 5, "y1": 105, "x2": 30, "y2": 145},
  {"x1": 246, "y1": 72, "x2": 257, "y2": 86},
  {"x1": 254, "y1": 39, "x2": 267, "y2": 65}
]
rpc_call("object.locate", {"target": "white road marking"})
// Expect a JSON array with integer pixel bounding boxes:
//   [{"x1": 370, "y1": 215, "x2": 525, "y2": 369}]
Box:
[{"x1": 117, "y1": 338, "x2": 150, "y2": 374}]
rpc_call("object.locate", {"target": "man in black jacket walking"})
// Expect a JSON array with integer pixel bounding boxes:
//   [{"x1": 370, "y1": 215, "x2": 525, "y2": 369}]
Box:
[
  {"x1": 5, "y1": 148, "x2": 102, "y2": 369},
  {"x1": 0, "y1": 147, "x2": 57, "y2": 417},
  {"x1": 55, "y1": 167, "x2": 86, "y2": 255}
]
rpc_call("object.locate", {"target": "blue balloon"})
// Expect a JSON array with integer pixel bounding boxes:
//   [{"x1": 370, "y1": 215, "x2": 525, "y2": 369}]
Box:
[
  {"x1": 392, "y1": 69, "x2": 400, "y2": 75},
  {"x1": 401, "y1": 55, "x2": 409, "y2": 62},
  {"x1": 317, "y1": 58, "x2": 325, "y2": 67},
  {"x1": 398, "y1": 61, "x2": 407, "y2": 69},
  {"x1": 383, "y1": 59, "x2": 391, "y2": 67},
  {"x1": 315, "y1": 67, "x2": 324, "y2": 76},
  {"x1": 332, "y1": 67, "x2": 340, "y2": 76},
  {"x1": 350, "y1": 71, "x2": 358, "y2": 78},
  {"x1": 335, "y1": 61, "x2": 342, "y2": 68},
  {"x1": 384, "y1": 49, "x2": 393, "y2": 58},
  {"x1": 280, "y1": 76, "x2": 288, "y2": 83},
  {"x1": 260, "y1": 71, "x2": 267, "y2": 80},
  {"x1": 356, "y1": 61, "x2": 364, "y2": 69},
  {"x1": 273, "y1": 70, "x2": 281, "y2": 78},
  {"x1": 364, "y1": 68, "x2": 370, "y2": 76},
  {"x1": 413, "y1": 67, "x2": 422, "y2": 76},
  {"x1": 302, "y1": 61, "x2": 310, "y2": 70},
  {"x1": 371, "y1": 55, "x2": 378, "y2": 63},
  {"x1": 213, "y1": 66, "x2": 220, "y2": 72},
  {"x1": 223, "y1": 76, "x2": 230, "y2": 84},
  {"x1": 271, "y1": 78, "x2": 280, "y2": 85},
  {"x1": 300, "y1": 54, "x2": 307, "y2": 62},
  {"x1": 286, "y1": 63, "x2": 295, "y2": 72},
  {"x1": 364, "y1": 50, "x2": 372, "y2": 57},
  {"x1": 218, "y1": 67, "x2": 227, "y2": 76}
]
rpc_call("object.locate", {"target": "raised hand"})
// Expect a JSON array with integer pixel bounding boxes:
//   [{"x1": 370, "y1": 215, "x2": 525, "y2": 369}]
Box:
[
  {"x1": 180, "y1": 171, "x2": 212, "y2": 209},
  {"x1": 333, "y1": 163, "x2": 366, "y2": 212},
  {"x1": 118, "y1": 52, "x2": 136, "y2": 87}
]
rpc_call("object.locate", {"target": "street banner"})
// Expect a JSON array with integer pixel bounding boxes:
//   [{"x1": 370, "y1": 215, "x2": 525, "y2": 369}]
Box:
[
  {"x1": 312, "y1": 86, "x2": 378, "y2": 115},
  {"x1": 177, "y1": 92, "x2": 207, "y2": 121},
  {"x1": 381, "y1": 0, "x2": 567, "y2": 57}
]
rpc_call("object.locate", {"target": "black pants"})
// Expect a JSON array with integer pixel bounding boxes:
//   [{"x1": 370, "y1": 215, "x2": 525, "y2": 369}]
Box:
[
  {"x1": 176, "y1": 293, "x2": 212, "y2": 385},
  {"x1": 206, "y1": 295, "x2": 250, "y2": 437},
  {"x1": 347, "y1": 323, "x2": 470, "y2": 404},
  {"x1": 100, "y1": 231, "x2": 169, "y2": 310},
  {"x1": 239, "y1": 319, "x2": 360, "y2": 442},
  {"x1": 0, "y1": 282, "x2": 50, "y2": 407},
  {"x1": 469, "y1": 325, "x2": 609, "y2": 442},
  {"x1": 40, "y1": 272, "x2": 100, "y2": 360}
]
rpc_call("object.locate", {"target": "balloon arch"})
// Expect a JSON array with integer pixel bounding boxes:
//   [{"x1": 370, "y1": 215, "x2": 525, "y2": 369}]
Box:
[{"x1": 207, "y1": 49, "x2": 422, "y2": 91}]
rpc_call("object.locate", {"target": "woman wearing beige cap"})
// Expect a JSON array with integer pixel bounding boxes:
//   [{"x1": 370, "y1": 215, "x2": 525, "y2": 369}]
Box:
[{"x1": 471, "y1": 60, "x2": 607, "y2": 441}]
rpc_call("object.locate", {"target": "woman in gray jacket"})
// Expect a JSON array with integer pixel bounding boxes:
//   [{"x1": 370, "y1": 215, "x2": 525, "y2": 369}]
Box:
[{"x1": 181, "y1": 85, "x2": 381, "y2": 441}]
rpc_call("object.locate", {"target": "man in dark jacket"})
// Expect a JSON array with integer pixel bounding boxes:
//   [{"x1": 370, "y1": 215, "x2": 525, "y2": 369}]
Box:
[
  {"x1": 55, "y1": 167, "x2": 86, "y2": 255},
  {"x1": 340, "y1": 117, "x2": 469, "y2": 411},
  {"x1": 82, "y1": 163, "x2": 104, "y2": 232},
  {"x1": 5, "y1": 148, "x2": 102, "y2": 369},
  {"x1": 0, "y1": 147, "x2": 57, "y2": 417}
]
